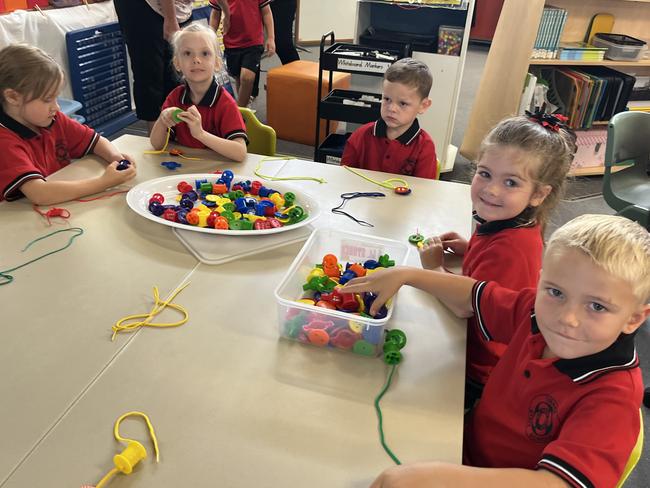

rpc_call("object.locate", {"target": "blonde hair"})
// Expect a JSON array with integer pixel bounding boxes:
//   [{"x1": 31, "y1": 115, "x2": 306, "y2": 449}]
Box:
[
  {"x1": 0, "y1": 44, "x2": 63, "y2": 103},
  {"x1": 384, "y1": 58, "x2": 432, "y2": 99},
  {"x1": 170, "y1": 22, "x2": 221, "y2": 72},
  {"x1": 478, "y1": 115, "x2": 576, "y2": 232},
  {"x1": 546, "y1": 214, "x2": 650, "y2": 303}
]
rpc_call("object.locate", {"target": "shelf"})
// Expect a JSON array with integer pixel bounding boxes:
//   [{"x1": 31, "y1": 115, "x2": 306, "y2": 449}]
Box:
[
  {"x1": 358, "y1": 0, "x2": 470, "y2": 10},
  {"x1": 320, "y1": 89, "x2": 382, "y2": 124},
  {"x1": 530, "y1": 58, "x2": 650, "y2": 67}
]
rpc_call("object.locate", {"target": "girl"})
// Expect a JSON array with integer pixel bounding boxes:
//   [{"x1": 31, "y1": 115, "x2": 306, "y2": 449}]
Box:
[
  {"x1": 150, "y1": 22, "x2": 248, "y2": 162},
  {"x1": 386, "y1": 114, "x2": 575, "y2": 408},
  {"x1": 0, "y1": 44, "x2": 137, "y2": 205}
]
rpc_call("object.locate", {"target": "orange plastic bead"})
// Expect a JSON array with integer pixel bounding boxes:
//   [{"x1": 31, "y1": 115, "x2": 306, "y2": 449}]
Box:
[
  {"x1": 348, "y1": 263, "x2": 366, "y2": 277},
  {"x1": 307, "y1": 328, "x2": 329, "y2": 346},
  {"x1": 212, "y1": 183, "x2": 227, "y2": 194},
  {"x1": 214, "y1": 216, "x2": 229, "y2": 229},
  {"x1": 186, "y1": 210, "x2": 200, "y2": 225}
]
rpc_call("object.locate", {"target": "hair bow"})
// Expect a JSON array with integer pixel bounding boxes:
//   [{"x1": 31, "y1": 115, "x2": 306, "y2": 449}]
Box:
[{"x1": 525, "y1": 107, "x2": 569, "y2": 132}]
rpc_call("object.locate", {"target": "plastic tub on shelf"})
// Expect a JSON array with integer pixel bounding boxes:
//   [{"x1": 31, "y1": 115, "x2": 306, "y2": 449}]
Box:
[
  {"x1": 591, "y1": 33, "x2": 647, "y2": 61},
  {"x1": 274, "y1": 228, "x2": 410, "y2": 357}
]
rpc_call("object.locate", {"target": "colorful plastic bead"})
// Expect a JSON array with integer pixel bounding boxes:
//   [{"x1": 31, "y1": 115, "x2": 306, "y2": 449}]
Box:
[{"x1": 116, "y1": 159, "x2": 131, "y2": 171}]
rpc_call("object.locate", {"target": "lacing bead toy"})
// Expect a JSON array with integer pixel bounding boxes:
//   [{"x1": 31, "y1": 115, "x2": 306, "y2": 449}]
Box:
[
  {"x1": 145, "y1": 171, "x2": 308, "y2": 231},
  {"x1": 282, "y1": 253, "x2": 396, "y2": 356}
]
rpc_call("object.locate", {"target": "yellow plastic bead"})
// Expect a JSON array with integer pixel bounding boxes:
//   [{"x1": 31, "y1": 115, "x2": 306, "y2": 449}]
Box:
[
  {"x1": 306, "y1": 268, "x2": 325, "y2": 281},
  {"x1": 349, "y1": 321, "x2": 363, "y2": 333},
  {"x1": 269, "y1": 192, "x2": 285, "y2": 208},
  {"x1": 205, "y1": 194, "x2": 220, "y2": 202}
]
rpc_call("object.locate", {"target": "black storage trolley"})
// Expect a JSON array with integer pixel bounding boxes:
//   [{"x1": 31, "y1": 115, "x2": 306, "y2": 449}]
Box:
[{"x1": 313, "y1": 32, "x2": 404, "y2": 163}]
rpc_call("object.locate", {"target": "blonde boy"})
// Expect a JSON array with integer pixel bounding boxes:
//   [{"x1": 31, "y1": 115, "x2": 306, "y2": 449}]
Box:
[{"x1": 344, "y1": 214, "x2": 650, "y2": 487}]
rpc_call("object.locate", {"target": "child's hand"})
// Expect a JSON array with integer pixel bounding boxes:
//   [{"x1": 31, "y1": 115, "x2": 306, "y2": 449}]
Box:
[
  {"x1": 160, "y1": 107, "x2": 181, "y2": 129},
  {"x1": 100, "y1": 160, "x2": 137, "y2": 188},
  {"x1": 419, "y1": 236, "x2": 444, "y2": 270},
  {"x1": 438, "y1": 231, "x2": 468, "y2": 256},
  {"x1": 343, "y1": 267, "x2": 407, "y2": 317},
  {"x1": 177, "y1": 105, "x2": 204, "y2": 140},
  {"x1": 265, "y1": 38, "x2": 276, "y2": 57},
  {"x1": 370, "y1": 462, "x2": 441, "y2": 488}
]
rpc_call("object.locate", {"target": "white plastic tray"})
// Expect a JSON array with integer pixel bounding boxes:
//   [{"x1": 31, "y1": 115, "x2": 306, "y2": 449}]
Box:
[{"x1": 173, "y1": 225, "x2": 313, "y2": 265}]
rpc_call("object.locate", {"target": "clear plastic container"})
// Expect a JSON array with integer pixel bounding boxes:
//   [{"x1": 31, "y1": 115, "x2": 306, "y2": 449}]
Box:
[
  {"x1": 437, "y1": 25, "x2": 464, "y2": 56},
  {"x1": 274, "y1": 228, "x2": 410, "y2": 356},
  {"x1": 591, "y1": 33, "x2": 647, "y2": 61}
]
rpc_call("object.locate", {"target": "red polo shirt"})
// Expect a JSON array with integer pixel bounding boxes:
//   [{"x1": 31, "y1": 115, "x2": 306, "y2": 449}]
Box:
[
  {"x1": 465, "y1": 281, "x2": 643, "y2": 488},
  {"x1": 162, "y1": 78, "x2": 247, "y2": 149},
  {"x1": 0, "y1": 108, "x2": 99, "y2": 201},
  {"x1": 341, "y1": 119, "x2": 437, "y2": 179},
  {"x1": 209, "y1": 0, "x2": 270, "y2": 49},
  {"x1": 464, "y1": 211, "x2": 544, "y2": 386}
]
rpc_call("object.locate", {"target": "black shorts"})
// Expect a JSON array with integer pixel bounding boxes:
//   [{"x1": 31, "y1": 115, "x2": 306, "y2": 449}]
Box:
[{"x1": 225, "y1": 45, "x2": 264, "y2": 78}]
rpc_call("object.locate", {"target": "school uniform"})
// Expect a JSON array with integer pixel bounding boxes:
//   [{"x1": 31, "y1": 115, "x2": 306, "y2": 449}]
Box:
[
  {"x1": 162, "y1": 77, "x2": 247, "y2": 149},
  {"x1": 464, "y1": 281, "x2": 642, "y2": 488},
  {"x1": 210, "y1": 0, "x2": 270, "y2": 83},
  {"x1": 464, "y1": 210, "x2": 543, "y2": 398},
  {"x1": 0, "y1": 108, "x2": 99, "y2": 201},
  {"x1": 341, "y1": 119, "x2": 437, "y2": 179}
]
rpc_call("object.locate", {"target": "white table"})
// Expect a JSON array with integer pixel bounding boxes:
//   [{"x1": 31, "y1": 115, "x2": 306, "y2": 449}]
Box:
[{"x1": 0, "y1": 136, "x2": 471, "y2": 487}]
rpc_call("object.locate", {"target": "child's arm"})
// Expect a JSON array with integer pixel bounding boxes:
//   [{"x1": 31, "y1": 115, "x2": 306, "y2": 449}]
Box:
[
  {"x1": 20, "y1": 162, "x2": 136, "y2": 206},
  {"x1": 261, "y1": 5, "x2": 276, "y2": 56},
  {"x1": 209, "y1": 7, "x2": 222, "y2": 33},
  {"x1": 179, "y1": 105, "x2": 247, "y2": 162},
  {"x1": 370, "y1": 461, "x2": 569, "y2": 488},
  {"x1": 344, "y1": 266, "x2": 476, "y2": 318}
]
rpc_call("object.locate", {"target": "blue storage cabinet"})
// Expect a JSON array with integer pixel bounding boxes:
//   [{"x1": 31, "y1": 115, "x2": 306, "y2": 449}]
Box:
[{"x1": 65, "y1": 22, "x2": 137, "y2": 136}]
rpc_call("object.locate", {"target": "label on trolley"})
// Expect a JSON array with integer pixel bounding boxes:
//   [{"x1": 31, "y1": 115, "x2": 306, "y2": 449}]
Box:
[{"x1": 337, "y1": 58, "x2": 391, "y2": 73}]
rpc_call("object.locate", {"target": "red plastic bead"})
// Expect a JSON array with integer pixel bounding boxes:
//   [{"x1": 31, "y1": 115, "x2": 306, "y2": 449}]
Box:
[
  {"x1": 162, "y1": 208, "x2": 177, "y2": 222},
  {"x1": 149, "y1": 193, "x2": 164, "y2": 204},
  {"x1": 177, "y1": 181, "x2": 193, "y2": 193}
]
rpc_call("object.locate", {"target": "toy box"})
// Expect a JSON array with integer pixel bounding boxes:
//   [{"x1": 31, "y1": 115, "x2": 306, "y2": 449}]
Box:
[
  {"x1": 274, "y1": 228, "x2": 410, "y2": 356},
  {"x1": 592, "y1": 33, "x2": 647, "y2": 62}
]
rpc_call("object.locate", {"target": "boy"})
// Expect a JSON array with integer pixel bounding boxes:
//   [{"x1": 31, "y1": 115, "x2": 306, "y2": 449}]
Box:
[
  {"x1": 208, "y1": 0, "x2": 275, "y2": 108},
  {"x1": 341, "y1": 58, "x2": 437, "y2": 179},
  {"x1": 345, "y1": 214, "x2": 650, "y2": 487}
]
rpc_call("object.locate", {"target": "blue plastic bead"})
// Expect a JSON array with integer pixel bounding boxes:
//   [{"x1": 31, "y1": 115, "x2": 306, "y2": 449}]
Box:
[
  {"x1": 338, "y1": 270, "x2": 358, "y2": 285},
  {"x1": 183, "y1": 190, "x2": 198, "y2": 202},
  {"x1": 363, "y1": 259, "x2": 379, "y2": 269},
  {"x1": 116, "y1": 159, "x2": 130, "y2": 171},
  {"x1": 194, "y1": 179, "x2": 207, "y2": 190},
  {"x1": 362, "y1": 324, "x2": 383, "y2": 345},
  {"x1": 176, "y1": 209, "x2": 188, "y2": 224},
  {"x1": 179, "y1": 198, "x2": 194, "y2": 210},
  {"x1": 160, "y1": 161, "x2": 182, "y2": 170},
  {"x1": 148, "y1": 201, "x2": 164, "y2": 216}
]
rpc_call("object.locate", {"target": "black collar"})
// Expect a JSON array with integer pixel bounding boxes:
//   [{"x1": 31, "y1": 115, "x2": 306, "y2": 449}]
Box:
[
  {"x1": 180, "y1": 77, "x2": 221, "y2": 107},
  {"x1": 473, "y1": 207, "x2": 537, "y2": 235},
  {"x1": 529, "y1": 313, "x2": 639, "y2": 384},
  {"x1": 0, "y1": 105, "x2": 39, "y2": 139},
  {"x1": 373, "y1": 118, "x2": 421, "y2": 145}
]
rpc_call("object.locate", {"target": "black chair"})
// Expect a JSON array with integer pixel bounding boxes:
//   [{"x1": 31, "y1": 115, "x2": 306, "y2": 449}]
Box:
[{"x1": 603, "y1": 111, "x2": 650, "y2": 229}]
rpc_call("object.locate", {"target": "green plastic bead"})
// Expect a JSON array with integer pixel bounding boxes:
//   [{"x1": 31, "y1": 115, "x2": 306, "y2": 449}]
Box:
[
  {"x1": 383, "y1": 350, "x2": 402, "y2": 365},
  {"x1": 378, "y1": 254, "x2": 395, "y2": 268},
  {"x1": 408, "y1": 233, "x2": 424, "y2": 245},
  {"x1": 171, "y1": 108, "x2": 183, "y2": 123},
  {"x1": 229, "y1": 219, "x2": 253, "y2": 230},
  {"x1": 353, "y1": 340, "x2": 376, "y2": 357},
  {"x1": 284, "y1": 192, "x2": 296, "y2": 206},
  {"x1": 385, "y1": 329, "x2": 407, "y2": 350}
]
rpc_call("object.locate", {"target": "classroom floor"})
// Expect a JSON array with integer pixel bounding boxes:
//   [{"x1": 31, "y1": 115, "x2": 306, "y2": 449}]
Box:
[{"x1": 110, "y1": 43, "x2": 649, "y2": 486}]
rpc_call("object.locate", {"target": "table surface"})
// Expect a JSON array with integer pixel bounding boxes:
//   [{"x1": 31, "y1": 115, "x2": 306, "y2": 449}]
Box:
[{"x1": 0, "y1": 135, "x2": 471, "y2": 487}]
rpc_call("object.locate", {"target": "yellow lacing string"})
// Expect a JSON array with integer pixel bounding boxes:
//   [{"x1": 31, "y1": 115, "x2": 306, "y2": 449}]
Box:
[
  {"x1": 343, "y1": 165, "x2": 409, "y2": 190},
  {"x1": 111, "y1": 282, "x2": 190, "y2": 341},
  {"x1": 143, "y1": 127, "x2": 203, "y2": 160},
  {"x1": 95, "y1": 411, "x2": 160, "y2": 488},
  {"x1": 254, "y1": 157, "x2": 327, "y2": 183}
]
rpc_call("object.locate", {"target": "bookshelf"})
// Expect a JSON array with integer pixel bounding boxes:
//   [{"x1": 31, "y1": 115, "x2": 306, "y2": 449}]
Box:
[{"x1": 460, "y1": 0, "x2": 650, "y2": 175}]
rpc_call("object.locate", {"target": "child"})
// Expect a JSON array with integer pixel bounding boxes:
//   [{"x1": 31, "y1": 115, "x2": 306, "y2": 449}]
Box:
[
  {"x1": 208, "y1": 0, "x2": 275, "y2": 108},
  {"x1": 341, "y1": 58, "x2": 437, "y2": 179},
  {"x1": 346, "y1": 214, "x2": 650, "y2": 487},
  {"x1": 150, "y1": 22, "x2": 248, "y2": 163},
  {"x1": 419, "y1": 114, "x2": 576, "y2": 407},
  {"x1": 0, "y1": 44, "x2": 137, "y2": 206}
]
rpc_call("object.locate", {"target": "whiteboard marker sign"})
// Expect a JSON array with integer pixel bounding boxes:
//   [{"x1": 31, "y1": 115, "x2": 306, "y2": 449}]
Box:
[{"x1": 337, "y1": 58, "x2": 391, "y2": 74}]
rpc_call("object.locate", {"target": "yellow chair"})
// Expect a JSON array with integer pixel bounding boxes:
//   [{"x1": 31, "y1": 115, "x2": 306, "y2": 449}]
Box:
[
  {"x1": 616, "y1": 410, "x2": 644, "y2": 487},
  {"x1": 239, "y1": 107, "x2": 276, "y2": 157}
]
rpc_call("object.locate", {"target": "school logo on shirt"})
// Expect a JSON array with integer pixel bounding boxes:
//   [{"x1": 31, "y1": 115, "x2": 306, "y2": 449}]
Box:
[
  {"x1": 55, "y1": 141, "x2": 70, "y2": 165},
  {"x1": 526, "y1": 394, "x2": 559, "y2": 442},
  {"x1": 400, "y1": 158, "x2": 416, "y2": 176}
]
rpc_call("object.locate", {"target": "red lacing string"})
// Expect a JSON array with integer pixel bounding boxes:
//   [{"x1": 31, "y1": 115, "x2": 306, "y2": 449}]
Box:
[
  {"x1": 32, "y1": 189, "x2": 129, "y2": 225},
  {"x1": 32, "y1": 205, "x2": 71, "y2": 226}
]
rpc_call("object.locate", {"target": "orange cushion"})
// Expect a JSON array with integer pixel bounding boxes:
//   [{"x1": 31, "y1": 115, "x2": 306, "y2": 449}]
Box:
[{"x1": 267, "y1": 60, "x2": 351, "y2": 146}]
